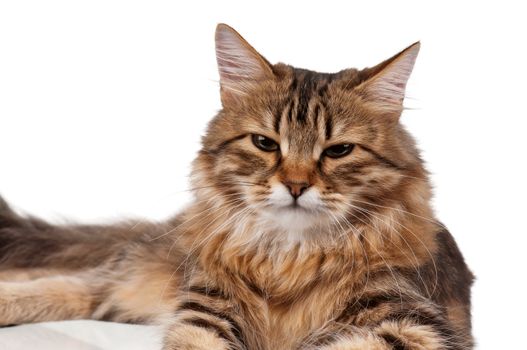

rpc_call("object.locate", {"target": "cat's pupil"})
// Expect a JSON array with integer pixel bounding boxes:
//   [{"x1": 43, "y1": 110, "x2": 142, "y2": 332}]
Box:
[
  {"x1": 261, "y1": 139, "x2": 273, "y2": 147},
  {"x1": 324, "y1": 144, "x2": 354, "y2": 158}
]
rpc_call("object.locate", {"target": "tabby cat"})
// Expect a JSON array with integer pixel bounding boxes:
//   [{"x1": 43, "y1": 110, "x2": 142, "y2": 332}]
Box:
[{"x1": 0, "y1": 24, "x2": 474, "y2": 349}]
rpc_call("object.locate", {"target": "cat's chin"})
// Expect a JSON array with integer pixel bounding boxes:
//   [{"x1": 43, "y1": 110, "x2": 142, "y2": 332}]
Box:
[{"x1": 259, "y1": 205, "x2": 326, "y2": 234}]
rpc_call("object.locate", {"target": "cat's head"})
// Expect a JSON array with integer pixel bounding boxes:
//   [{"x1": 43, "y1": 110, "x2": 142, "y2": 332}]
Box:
[{"x1": 192, "y1": 24, "x2": 431, "y2": 242}]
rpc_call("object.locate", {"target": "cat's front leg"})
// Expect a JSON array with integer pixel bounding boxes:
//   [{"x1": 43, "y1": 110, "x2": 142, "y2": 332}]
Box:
[
  {"x1": 163, "y1": 321, "x2": 235, "y2": 350},
  {"x1": 311, "y1": 323, "x2": 445, "y2": 350},
  {"x1": 163, "y1": 287, "x2": 246, "y2": 350},
  {"x1": 314, "y1": 331, "x2": 390, "y2": 350},
  {"x1": 307, "y1": 323, "x2": 447, "y2": 350},
  {"x1": 302, "y1": 293, "x2": 469, "y2": 350}
]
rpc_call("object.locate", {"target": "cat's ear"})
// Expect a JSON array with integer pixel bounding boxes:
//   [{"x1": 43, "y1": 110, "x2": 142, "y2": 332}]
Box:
[
  {"x1": 215, "y1": 23, "x2": 275, "y2": 106},
  {"x1": 356, "y1": 42, "x2": 420, "y2": 116}
]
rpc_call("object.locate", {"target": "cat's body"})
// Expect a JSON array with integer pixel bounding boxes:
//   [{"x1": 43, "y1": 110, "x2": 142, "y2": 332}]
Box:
[{"x1": 0, "y1": 24, "x2": 473, "y2": 349}]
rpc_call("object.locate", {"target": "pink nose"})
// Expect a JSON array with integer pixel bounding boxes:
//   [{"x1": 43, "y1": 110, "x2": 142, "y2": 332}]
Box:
[{"x1": 283, "y1": 181, "x2": 310, "y2": 199}]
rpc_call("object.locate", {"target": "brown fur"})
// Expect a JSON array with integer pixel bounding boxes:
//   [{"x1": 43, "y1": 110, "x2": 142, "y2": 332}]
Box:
[{"x1": 0, "y1": 24, "x2": 473, "y2": 349}]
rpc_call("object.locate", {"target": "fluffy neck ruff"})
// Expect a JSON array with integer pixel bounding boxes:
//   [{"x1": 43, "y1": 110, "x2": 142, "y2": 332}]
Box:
[{"x1": 177, "y1": 187, "x2": 439, "y2": 301}]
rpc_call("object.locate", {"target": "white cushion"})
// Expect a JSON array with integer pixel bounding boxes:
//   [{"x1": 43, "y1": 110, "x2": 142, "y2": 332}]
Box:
[{"x1": 0, "y1": 320, "x2": 163, "y2": 350}]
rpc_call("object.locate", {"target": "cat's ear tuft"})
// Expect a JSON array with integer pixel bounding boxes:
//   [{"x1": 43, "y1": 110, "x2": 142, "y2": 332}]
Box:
[
  {"x1": 356, "y1": 42, "x2": 420, "y2": 116},
  {"x1": 215, "y1": 24, "x2": 274, "y2": 105}
]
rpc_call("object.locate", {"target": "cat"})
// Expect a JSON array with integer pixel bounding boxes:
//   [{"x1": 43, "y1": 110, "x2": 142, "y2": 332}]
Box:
[{"x1": 0, "y1": 23, "x2": 474, "y2": 349}]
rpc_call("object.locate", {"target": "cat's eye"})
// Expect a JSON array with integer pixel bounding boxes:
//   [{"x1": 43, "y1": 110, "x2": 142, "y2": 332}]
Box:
[
  {"x1": 251, "y1": 134, "x2": 279, "y2": 152},
  {"x1": 324, "y1": 144, "x2": 354, "y2": 158}
]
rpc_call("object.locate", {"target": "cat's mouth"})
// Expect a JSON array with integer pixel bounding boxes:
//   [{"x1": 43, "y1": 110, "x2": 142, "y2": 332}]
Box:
[
  {"x1": 284, "y1": 201, "x2": 312, "y2": 212},
  {"x1": 276, "y1": 199, "x2": 323, "y2": 215},
  {"x1": 260, "y1": 202, "x2": 324, "y2": 233},
  {"x1": 259, "y1": 185, "x2": 327, "y2": 231}
]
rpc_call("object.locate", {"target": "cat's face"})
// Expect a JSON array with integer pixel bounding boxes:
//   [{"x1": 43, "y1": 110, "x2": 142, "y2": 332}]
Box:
[{"x1": 193, "y1": 24, "x2": 428, "y2": 239}]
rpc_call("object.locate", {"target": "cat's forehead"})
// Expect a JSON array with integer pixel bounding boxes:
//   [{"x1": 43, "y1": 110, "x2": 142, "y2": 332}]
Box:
[{"x1": 266, "y1": 67, "x2": 368, "y2": 150}]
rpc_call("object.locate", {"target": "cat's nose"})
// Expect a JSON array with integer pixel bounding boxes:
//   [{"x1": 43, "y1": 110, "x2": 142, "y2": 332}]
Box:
[{"x1": 283, "y1": 181, "x2": 311, "y2": 199}]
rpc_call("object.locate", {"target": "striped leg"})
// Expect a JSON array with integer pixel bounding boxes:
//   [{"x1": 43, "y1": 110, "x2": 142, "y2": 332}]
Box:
[
  {"x1": 303, "y1": 294, "x2": 469, "y2": 350},
  {"x1": 312, "y1": 323, "x2": 447, "y2": 350},
  {"x1": 315, "y1": 331, "x2": 391, "y2": 350},
  {"x1": 163, "y1": 287, "x2": 246, "y2": 350}
]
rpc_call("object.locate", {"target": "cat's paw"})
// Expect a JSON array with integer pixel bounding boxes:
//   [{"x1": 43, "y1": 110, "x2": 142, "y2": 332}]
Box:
[{"x1": 163, "y1": 323, "x2": 232, "y2": 350}]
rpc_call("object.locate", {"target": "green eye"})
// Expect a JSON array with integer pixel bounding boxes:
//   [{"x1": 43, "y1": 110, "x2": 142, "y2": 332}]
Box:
[
  {"x1": 324, "y1": 144, "x2": 354, "y2": 158},
  {"x1": 251, "y1": 134, "x2": 279, "y2": 152}
]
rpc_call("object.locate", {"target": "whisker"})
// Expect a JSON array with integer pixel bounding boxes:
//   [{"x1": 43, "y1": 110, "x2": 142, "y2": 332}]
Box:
[
  {"x1": 343, "y1": 200, "x2": 439, "y2": 298},
  {"x1": 166, "y1": 198, "x2": 246, "y2": 259},
  {"x1": 179, "y1": 205, "x2": 253, "y2": 288},
  {"x1": 351, "y1": 198, "x2": 445, "y2": 229},
  {"x1": 337, "y1": 211, "x2": 406, "y2": 306},
  {"x1": 149, "y1": 193, "x2": 244, "y2": 241},
  {"x1": 341, "y1": 201, "x2": 432, "y2": 298},
  {"x1": 159, "y1": 202, "x2": 249, "y2": 301}
]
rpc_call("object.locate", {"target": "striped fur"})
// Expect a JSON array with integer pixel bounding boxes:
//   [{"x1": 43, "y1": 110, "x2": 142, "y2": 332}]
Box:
[{"x1": 0, "y1": 24, "x2": 473, "y2": 349}]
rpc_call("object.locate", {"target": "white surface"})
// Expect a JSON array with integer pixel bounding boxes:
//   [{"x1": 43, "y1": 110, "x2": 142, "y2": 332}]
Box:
[
  {"x1": 0, "y1": 321, "x2": 163, "y2": 350},
  {"x1": 0, "y1": 1, "x2": 526, "y2": 349}
]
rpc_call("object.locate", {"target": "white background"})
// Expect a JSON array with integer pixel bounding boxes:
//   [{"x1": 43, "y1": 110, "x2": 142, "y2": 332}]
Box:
[{"x1": 1, "y1": 1, "x2": 526, "y2": 349}]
